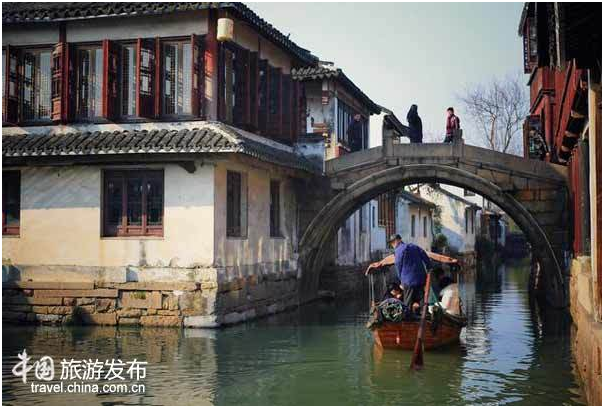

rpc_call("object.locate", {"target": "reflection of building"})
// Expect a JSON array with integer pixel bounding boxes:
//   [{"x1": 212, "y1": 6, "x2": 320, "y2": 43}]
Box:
[{"x1": 519, "y1": 3, "x2": 601, "y2": 404}]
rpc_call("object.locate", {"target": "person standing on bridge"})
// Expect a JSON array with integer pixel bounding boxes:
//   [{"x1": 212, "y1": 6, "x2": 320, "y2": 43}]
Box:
[
  {"x1": 444, "y1": 107, "x2": 461, "y2": 143},
  {"x1": 367, "y1": 234, "x2": 432, "y2": 313},
  {"x1": 407, "y1": 104, "x2": 423, "y2": 143},
  {"x1": 347, "y1": 113, "x2": 364, "y2": 152}
]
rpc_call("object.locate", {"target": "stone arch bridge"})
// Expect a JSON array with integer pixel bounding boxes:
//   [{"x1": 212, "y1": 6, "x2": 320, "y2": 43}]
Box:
[{"x1": 296, "y1": 134, "x2": 569, "y2": 307}]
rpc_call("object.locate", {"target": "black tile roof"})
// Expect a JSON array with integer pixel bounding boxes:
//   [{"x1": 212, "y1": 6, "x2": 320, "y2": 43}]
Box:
[
  {"x1": 2, "y1": 122, "x2": 320, "y2": 174},
  {"x1": 2, "y1": 2, "x2": 317, "y2": 65},
  {"x1": 292, "y1": 65, "x2": 381, "y2": 114},
  {"x1": 399, "y1": 191, "x2": 435, "y2": 208}
]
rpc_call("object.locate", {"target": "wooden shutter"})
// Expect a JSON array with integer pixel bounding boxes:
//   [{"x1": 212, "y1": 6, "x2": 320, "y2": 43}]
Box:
[
  {"x1": 191, "y1": 34, "x2": 204, "y2": 118},
  {"x1": 102, "y1": 39, "x2": 120, "y2": 120},
  {"x1": 281, "y1": 74, "x2": 292, "y2": 144},
  {"x1": 258, "y1": 59, "x2": 269, "y2": 135},
  {"x1": 268, "y1": 65, "x2": 282, "y2": 138},
  {"x1": 51, "y1": 43, "x2": 65, "y2": 122},
  {"x1": 65, "y1": 44, "x2": 76, "y2": 122},
  {"x1": 292, "y1": 80, "x2": 300, "y2": 142},
  {"x1": 249, "y1": 52, "x2": 258, "y2": 129},
  {"x1": 234, "y1": 47, "x2": 250, "y2": 127},
  {"x1": 154, "y1": 37, "x2": 161, "y2": 117},
  {"x1": 135, "y1": 38, "x2": 156, "y2": 118},
  {"x1": 4, "y1": 46, "x2": 20, "y2": 124}
]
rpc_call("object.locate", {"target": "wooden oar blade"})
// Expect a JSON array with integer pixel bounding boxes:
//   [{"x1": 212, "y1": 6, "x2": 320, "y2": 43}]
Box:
[{"x1": 410, "y1": 339, "x2": 424, "y2": 370}]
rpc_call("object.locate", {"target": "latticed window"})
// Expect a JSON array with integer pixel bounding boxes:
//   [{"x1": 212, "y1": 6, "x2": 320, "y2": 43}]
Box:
[
  {"x1": 2, "y1": 171, "x2": 21, "y2": 236},
  {"x1": 103, "y1": 170, "x2": 164, "y2": 237},
  {"x1": 120, "y1": 45, "x2": 137, "y2": 117},
  {"x1": 22, "y1": 49, "x2": 52, "y2": 122},
  {"x1": 162, "y1": 42, "x2": 192, "y2": 116},
  {"x1": 76, "y1": 47, "x2": 104, "y2": 119}
]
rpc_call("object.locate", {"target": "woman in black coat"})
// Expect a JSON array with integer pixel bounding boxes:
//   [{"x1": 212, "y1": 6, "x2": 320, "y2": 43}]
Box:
[{"x1": 407, "y1": 104, "x2": 423, "y2": 143}]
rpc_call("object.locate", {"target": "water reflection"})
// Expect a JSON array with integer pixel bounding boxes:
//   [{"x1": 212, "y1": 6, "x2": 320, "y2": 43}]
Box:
[{"x1": 2, "y1": 261, "x2": 584, "y2": 405}]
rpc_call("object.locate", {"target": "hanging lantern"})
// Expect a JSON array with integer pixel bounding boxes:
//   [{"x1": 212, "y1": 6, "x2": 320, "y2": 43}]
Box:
[{"x1": 217, "y1": 17, "x2": 234, "y2": 42}]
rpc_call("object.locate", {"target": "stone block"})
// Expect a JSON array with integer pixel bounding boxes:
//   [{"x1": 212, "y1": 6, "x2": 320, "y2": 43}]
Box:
[
  {"x1": 63, "y1": 298, "x2": 76, "y2": 306},
  {"x1": 3, "y1": 281, "x2": 94, "y2": 290},
  {"x1": 81, "y1": 313, "x2": 117, "y2": 326},
  {"x1": 178, "y1": 291, "x2": 203, "y2": 311},
  {"x1": 184, "y1": 315, "x2": 220, "y2": 328},
  {"x1": 48, "y1": 306, "x2": 74, "y2": 315},
  {"x1": 146, "y1": 308, "x2": 157, "y2": 315},
  {"x1": 157, "y1": 310, "x2": 180, "y2": 316},
  {"x1": 74, "y1": 305, "x2": 95, "y2": 314},
  {"x1": 36, "y1": 314, "x2": 62, "y2": 324},
  {"x1": 120, "y1": 291, "x2": 162, "y2": 309},
  {"x1": 11, "y1": 296, "x2": 63, "y2": 306},
  {"x1": 118, "y1": 318, "x2": 140, "y2": 326},
  {"x1": 32, "y1": 306, "x2": 49, "y2": 314},
  {"x1": 139, "y1": 315, "x2": 182, "y2": 327},
  {"x1": 117, "y1": 308, "x2": 142, "y2": 318},
  {"x1": 35, "y1": 289, "x2": 118, "y2": 298},
  {"x1": 95, "y1": 298, "x2": 116, "y2": 313},
  {"x1": 99, "y1": 281, "x2": 198, "y2": 291},
  {"x1": 75, "y1": 298, "x2": 95, "y2": 306},
  {"x1": 162, "y1": 293, "x2": 179, "y2": 310}
]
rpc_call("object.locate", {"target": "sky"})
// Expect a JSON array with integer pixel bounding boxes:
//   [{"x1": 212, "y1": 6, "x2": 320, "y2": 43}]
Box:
[{"x1": 248, "y1": 2, "x2": 527, "y2": 144}]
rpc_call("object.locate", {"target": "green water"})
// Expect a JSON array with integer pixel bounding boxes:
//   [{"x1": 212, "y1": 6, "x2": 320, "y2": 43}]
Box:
[{"x1": 2, "y1": 262, "x2": 584, "y2": 405}]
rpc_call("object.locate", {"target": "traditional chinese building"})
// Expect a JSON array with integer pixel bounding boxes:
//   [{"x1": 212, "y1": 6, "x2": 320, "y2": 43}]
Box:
[
  {"x1": 2, "y1": 2, "x2": 324, "y2": 327},
  {"x1": 519, "y1": 3, "x2": 601, "y2": 404}
]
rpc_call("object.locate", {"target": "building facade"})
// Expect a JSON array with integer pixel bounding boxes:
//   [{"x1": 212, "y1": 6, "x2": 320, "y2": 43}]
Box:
[
  {"x1": 2, "y1": 3, "x2": 323, "y2": 327},
  {"x1": 519, "y1": 3, "x2": 601, "y2": 404}
]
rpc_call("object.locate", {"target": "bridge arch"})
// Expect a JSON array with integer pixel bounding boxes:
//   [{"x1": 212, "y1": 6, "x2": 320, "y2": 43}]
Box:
[{"x1": 298, "y1": 164, "x2": 566, "y2": 307}]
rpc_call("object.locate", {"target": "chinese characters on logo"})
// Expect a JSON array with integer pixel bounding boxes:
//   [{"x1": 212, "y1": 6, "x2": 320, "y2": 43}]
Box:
[{"x1": 12, "y1": 349, "x2": 147, "y2": 384}]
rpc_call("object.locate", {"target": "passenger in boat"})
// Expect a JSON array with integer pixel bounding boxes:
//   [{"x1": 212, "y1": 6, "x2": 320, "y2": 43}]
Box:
[
  {"x1": 383, "y1": 282, "x2": 404, "y2": 301},
  {"x1": 433, "y1": 267, "x2": 454, "y2": 300}
]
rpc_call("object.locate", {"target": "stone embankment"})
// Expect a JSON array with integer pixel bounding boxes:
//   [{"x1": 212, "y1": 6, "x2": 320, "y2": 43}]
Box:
[{"x1": 3, "y1": 271, "x2": 299, "y2": 328}]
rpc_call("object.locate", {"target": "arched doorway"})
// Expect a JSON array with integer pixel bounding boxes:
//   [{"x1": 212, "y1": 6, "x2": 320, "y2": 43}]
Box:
[{"x1": 298, "y1": 164, "x2": 566, "y2": 307}]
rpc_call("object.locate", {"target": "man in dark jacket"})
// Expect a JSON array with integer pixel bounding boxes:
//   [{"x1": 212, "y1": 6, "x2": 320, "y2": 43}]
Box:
[
  {"x1": 347, "y1": 114, "x2": 363, "y2": 152},
  {"x1": 406, "y1": 104, "x2": 423, "y2": 143},
  {"x1": 444, "y1": 107, "x2": 461, "y2": 143}
]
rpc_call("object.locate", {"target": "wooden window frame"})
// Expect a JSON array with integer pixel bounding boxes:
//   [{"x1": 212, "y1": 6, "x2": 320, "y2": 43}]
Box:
[
  {"x1": 423, "y1": 216, "x2": 427, "y2": 238},
  {"x1": 20, "y1": 47, "x2": 54, "y2": 125},
  {"x1": 269, "y1": 179, "x2": 283, "y2": 238},
  {"x1": 411, "y1": 214, "x2": 416, "y2": 238},
  {"x1": 102, "y1": 169, "x2": 164, "y2": 238},
  {"x1": 74, "y1": 43, "x2": 105, "y2": 122},
  {"x1": 3, "y1": 170, "x2": 21, "y2": 236}
]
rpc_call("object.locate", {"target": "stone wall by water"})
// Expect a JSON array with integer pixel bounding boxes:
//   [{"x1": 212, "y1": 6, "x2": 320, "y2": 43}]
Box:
[
  {"x1": 569, "y1": 257, "x2": 602, "y2": 405},
  {"x1": 2, "y1": 270, "x2": 299, "y2": 328}
]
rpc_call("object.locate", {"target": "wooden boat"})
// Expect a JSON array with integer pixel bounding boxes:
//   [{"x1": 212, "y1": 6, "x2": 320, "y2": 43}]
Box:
[
  {"x1": 366, "y1": 250, "x2": 467, "y2": 351},
  {"x1": 371, "y1": 312, "x2": 465, "y2": 350}
]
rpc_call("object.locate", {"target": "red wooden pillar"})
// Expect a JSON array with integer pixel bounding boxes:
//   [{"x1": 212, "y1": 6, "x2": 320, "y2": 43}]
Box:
[{"x1": 205, "y1": 9, "x2": 219, "y2": 121}]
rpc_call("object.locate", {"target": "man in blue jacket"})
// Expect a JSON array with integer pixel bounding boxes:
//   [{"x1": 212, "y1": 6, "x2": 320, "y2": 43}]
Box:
[{"x1": 390, "y1": 234, "x2": 432, "y2": 313}]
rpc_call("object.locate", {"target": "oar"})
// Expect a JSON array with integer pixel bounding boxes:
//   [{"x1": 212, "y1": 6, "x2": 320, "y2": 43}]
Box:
[{"x1": 410, "y1": 272, "x2": 432, "y2": 370}]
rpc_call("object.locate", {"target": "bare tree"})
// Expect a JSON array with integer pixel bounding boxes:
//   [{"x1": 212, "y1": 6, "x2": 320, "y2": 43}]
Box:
[{"x1": 457, "y1": 74, "x2": 528, "y2": 155}]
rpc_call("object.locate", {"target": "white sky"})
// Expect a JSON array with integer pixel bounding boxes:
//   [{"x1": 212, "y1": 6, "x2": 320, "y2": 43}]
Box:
[{"x1": 249, "y1": 2, "x2": 527, "y2": 145}]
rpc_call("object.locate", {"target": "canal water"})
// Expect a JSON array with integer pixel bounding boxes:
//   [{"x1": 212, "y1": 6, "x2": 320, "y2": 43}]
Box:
[{"x1": 2, "y1": 261, "x2": 585, "y2": 405}]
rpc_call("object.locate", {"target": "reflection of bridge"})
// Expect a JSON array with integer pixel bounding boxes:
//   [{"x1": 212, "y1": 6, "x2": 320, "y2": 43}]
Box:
[{"x1": 297, "y1": 132, "x2": 569, "y2": 307}]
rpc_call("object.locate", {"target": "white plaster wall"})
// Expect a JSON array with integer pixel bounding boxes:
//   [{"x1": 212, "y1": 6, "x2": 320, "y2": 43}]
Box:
[
  {"x1": 370, "y1": 200, "x2": 387, "y2": 253},
  {"x1": 66, "y1": 13, "x2": 209, "y2": 42},
  {"x1": 232, "y1": 18, "x2": 291, "y2": 73},
  {"x1": 212, "y1": 159, "x2": 298, "y2": 279},
  {"x1": 335, "y1": 205, "x2": 371, "y2": 266},
  {"x1": 3, "y1": 23, "x2": 60, "y2": 46},
  {"x1": 420, "y1": 186, "x2": 476, "y2": 254},
  {"x1": 2, "y1": 163, "x2": 215, "y2": 268}
]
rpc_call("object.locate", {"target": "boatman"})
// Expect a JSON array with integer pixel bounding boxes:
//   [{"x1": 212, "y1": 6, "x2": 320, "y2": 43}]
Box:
[{"x1": 367, "y1": 234, "x2": 432, "y2": 313}]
